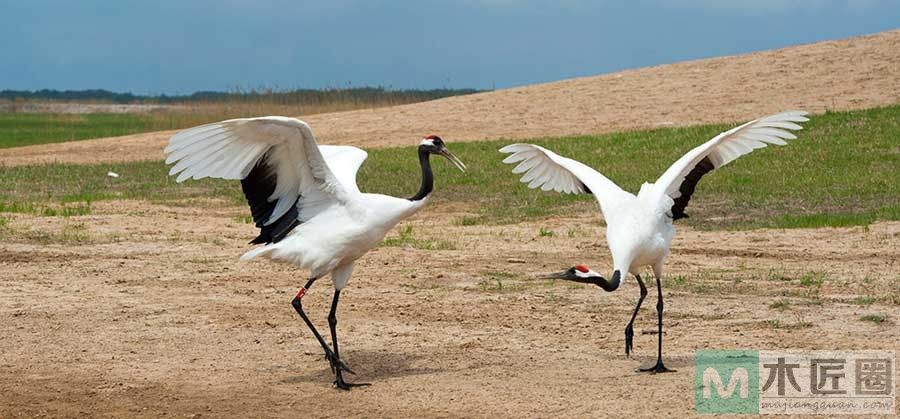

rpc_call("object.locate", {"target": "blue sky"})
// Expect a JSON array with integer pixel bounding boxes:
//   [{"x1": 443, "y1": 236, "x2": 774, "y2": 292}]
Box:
[{"x1": 2, "y1": 0, "x2": 898, "y2": 94}]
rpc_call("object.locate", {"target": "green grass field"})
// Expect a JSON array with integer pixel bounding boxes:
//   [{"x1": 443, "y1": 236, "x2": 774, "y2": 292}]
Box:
[
  {"x1": 1, "y1": 105, "x2": 898, "y2": 230},
  {"x1": 0, "y1": 113, "x2": 180, "y2": 148}
]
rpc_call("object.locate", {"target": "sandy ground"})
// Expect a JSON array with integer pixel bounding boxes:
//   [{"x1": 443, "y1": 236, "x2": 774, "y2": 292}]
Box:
[
  {"x1": 2, "y1": 200, "x2": 899, "y2": 418},
  {"x1": 2, "y1": 29, "x2": 900, "y2": 167}
]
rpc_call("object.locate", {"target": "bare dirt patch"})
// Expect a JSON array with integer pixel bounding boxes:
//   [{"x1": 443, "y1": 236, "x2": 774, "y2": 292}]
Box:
[
  {"x1": 2, "y1": 201, "x2": 899, "y2": 417},
  {"x1": 3, "y1": 29, "x2": 900, "y2": 167}
]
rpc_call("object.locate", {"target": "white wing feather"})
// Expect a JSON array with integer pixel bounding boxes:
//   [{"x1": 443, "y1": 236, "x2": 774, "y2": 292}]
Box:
[
  {"x1": 499, "y1": 144, "x2": 628, "y2": 217},
  {"x1": 165, "y1": 116, "x2": 356, "y2": 225},
  {"x1": 319, "y1": 145, "x2": 368, "y2": 193},
  {"x1": 652, "y1": 111, "x2": 808, "y2": 202}
]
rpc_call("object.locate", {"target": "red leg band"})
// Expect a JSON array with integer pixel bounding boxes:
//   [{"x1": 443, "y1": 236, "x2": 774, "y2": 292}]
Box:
[{"x1": 296, "y1": 287, "x2": 306, "y2": 299}]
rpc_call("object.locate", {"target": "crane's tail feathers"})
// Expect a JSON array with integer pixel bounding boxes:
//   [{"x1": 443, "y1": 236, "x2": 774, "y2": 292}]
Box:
[{"x1": 240, "y1": 245, "x2": 276, "y2": 261}]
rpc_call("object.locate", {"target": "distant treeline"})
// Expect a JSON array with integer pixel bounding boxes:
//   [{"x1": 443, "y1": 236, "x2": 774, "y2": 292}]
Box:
[{"x1": 0, "y1": 87, "x2": 484, "y2": 104}]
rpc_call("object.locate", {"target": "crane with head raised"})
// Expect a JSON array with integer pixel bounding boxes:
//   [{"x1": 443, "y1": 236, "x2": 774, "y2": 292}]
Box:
[{"x1": 165, "y1": 117, "x2": 465, "y2": 389}]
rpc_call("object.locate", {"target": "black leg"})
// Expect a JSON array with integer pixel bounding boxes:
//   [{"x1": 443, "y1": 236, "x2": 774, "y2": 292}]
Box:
[
  {"x1": 292, "y1": 278, "x2": 330, "y2": 352},
  {"x1": 625, "y1": 274, "x2": 648, "y2": 357},
  {"x1": 328, "y1": 290, "x2": 341, "y2": 362},
  {"x1": 327, "y1": 289, "x2": 369, "y2": 390},
  {"x1": 638, "y1": 275, "x2": 675, "y2": 373},
  {"x1": 290, "y1": 278, "x2": 354, "y2": 385}
]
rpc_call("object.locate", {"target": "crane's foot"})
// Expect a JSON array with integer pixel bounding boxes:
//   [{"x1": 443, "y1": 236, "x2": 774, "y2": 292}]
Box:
[
  {"x1": 334, "y1": 374, "x2": 371, "y2": 390},
  {"x1": 636, "y1": 359, "x2": 676, "y2": 374},
  {"x1": 624, "y1": 325, "x2": 635, "y2": 357},
  {"x1": 324, "y1": 349, "x2": 355, "y2": 375}
]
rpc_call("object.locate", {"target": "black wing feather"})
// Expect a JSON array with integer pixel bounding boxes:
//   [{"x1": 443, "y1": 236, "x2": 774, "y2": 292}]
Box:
[
  {"x1": 670, "y1": 156, "x2": 715, "y2": 221},
  {"x1": 241, "y1": 154, "x2": 301, "y2": 244}
]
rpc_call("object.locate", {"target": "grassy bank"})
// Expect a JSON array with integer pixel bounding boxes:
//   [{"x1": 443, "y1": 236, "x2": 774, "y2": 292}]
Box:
[
  {"x1": 1, "y1": 105, "x2": 898, "y2": 230},
  {"x1": 0, "y1": 88, "x2": 481, "y2": 149}
]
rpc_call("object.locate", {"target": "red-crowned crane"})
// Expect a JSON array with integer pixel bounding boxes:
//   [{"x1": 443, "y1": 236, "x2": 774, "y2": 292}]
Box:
[
  {"x1": 500, "y1": 111, "x2": 808, "y2": 373},
  {"x1": 164, "y1": 117, "x2": 465, "y2": 389}
]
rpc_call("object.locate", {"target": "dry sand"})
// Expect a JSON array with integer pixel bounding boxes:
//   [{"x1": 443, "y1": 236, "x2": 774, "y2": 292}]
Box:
[{"x1": 1, "y1": 201, "x2": 899, "y2": 418}]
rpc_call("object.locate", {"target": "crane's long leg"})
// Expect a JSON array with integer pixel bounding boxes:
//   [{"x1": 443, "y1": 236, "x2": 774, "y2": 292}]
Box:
[
  {"x1": 291, "y1": 278, "x2": 353, "y2": 380},
  {"x1": 625, "y1": 274, "x2": 648, "y2": 357},
  {"x1": 637, "y1": 275, "x2": 675, "y2": 373},
  {"x1": 328, "y1": 289, "x2": 369, "y2": 390}
]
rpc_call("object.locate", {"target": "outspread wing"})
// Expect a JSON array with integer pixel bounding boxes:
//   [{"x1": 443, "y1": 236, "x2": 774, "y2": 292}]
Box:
[
  {"x1": 499, "y1": 143, "x2": 628, "y2": 217},
  {"x1": 165, "y1": 116, "x2": 356, "y2": 243},
  {"x1": 652, "y1": 111, "x2": 809, "y2": 220},
  {"x1": 319, "y1": 145, "x2": 368, "y2": 194}
]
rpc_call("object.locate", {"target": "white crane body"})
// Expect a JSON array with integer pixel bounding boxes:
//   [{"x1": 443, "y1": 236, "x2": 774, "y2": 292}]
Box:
[
  {"x1": 242, "y1": 194, "x2": 427, "y2": 287},
  {"x1": 502, "y1": 111, "x2": 809, "y2": 373},
  {"x1": 165, "y1": 116, "x2": 463, "y2": 389}
]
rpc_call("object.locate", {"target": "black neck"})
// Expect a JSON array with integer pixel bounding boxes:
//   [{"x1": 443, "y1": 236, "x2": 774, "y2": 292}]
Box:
[
  {"x1": 591, "y1": 270, "x2": 621, "y2": 292},
  {"x1": 409, "y1": 148, "x2": 433, "y2": 201},
  {"x1": 564, "y1": 270, "x2": 621, "y2": 292}
]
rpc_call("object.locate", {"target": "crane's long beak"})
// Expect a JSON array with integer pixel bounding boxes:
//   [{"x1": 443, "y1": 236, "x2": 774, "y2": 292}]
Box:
[
  {"x1": 541, "y1": 270, "x2": 570, "y2": 279},
  {"x1": 439, "y1": 148, "x2": 467, "y2": 172}
]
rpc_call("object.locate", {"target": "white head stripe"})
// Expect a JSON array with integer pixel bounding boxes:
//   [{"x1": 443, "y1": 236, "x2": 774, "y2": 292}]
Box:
[{"x1": 420, "y1": 139, "x2": 435, "y2": 146}]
